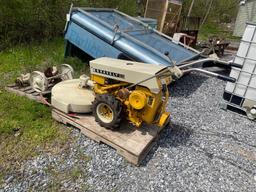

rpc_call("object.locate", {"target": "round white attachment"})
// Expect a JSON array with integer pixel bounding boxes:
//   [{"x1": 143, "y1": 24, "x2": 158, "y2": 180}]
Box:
[
  {"x1": 86, "y1": 80, "x2": 95, "y2": 87},
  {"x1": 96, "y1": 103, "x2": 114, "y2": 124},
  {"x1": 60, "y1": 64, "x2": 74, "y2": 80},
  {"x1": 30, "y1": 71, "x2": 48, "y2": 93},
  {"x1": 51, "y1": 79, "x2": 95, "y2": 113},
  {"x1": 79, "y1": 75, "x2": 95, "y2": 88},
  {"x1": 79, "y1": 75, "x2": 90, "y2": 88}
]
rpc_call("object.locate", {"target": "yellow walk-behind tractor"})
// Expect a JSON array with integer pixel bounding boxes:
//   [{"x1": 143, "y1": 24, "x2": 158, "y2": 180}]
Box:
[{"x1": 51, "y1": 57, "x2": 235, "y2": 129}]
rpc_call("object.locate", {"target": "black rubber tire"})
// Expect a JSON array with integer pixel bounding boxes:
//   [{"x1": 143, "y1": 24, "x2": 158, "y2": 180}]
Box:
[{"x1": 92, "y1": 94, "x2": 122, "y2": 129}]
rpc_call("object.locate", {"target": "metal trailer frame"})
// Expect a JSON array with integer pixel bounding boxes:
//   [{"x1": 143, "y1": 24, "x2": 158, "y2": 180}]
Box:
[
  {"x1": 64, "y1": 7, "x2": 238, "y2": 84},
  {"x1": 64, "y1": 7, "x2": 202, "y2": 67}
]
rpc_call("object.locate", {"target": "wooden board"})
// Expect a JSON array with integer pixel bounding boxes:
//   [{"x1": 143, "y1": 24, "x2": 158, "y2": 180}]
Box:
[
  {"x1": 144, "y1": 0, "x2": 182, "y2": 34},
  {"x1": 5, "y1": 84, "x2": 43, "y2": 102},
  {"x1": 144, "y1": 0, "x2": 168, "y2": 32},
  {"x1": 5, "y1": 84, "x2": 52, "y2": 103},
  {"x1": 52, "y1": 109, "x2": 165, "y2": 165},
  {"x1": 163, "y1": 3, "x2": 182, "y2": 35}
]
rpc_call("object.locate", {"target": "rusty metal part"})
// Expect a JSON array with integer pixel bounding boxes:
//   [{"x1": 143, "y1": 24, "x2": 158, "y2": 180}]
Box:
[
  {"x1": 15, "y1": 73, "x2": 31, "y2": 87},
  {"x1": 44, "y1": 66, "x2": 58, "y2": 78},
  {"x1": 30, "y1": 64, "x2": 74, "y2": 93},
  {"x1": 117, "y1": 88, "x2": 130, "y2": 100},
  {"x1": 173, "y1": 33, "x2": 196, "y2": 47},
  {"x1": 199, "y1": 36, "x2": 230, "y2": 56}
]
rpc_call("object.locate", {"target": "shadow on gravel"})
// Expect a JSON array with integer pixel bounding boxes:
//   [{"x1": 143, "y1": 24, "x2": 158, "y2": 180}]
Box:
[
  {"x1": 196, "y1": 129, "x2": 256, "y2": 148},
  {"x1": 166, "y1": 122, "x2": 193, "y2": 147},
  {"x1": 169, "y1": 73, "x2": 209, "y2": 98},
  {"x1": 140, "y1": 122, "x2": 193, "y2": 166}
]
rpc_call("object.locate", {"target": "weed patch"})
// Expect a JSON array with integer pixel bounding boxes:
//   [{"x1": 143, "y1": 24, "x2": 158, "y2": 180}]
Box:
[{"x1": 0, "y1": 38, "x2": 90, "y2": 183}]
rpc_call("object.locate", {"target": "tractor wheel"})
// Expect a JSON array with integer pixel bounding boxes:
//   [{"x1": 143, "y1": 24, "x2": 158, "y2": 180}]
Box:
[{"x1": 92, "y1": 94, "x2": 122, "y2": 129}]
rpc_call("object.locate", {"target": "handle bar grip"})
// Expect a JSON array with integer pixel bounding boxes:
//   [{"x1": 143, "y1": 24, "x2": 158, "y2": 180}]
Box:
[
  {"x1": 230, "y1": 63, "x2": 243, "y2": 69},
  {"x1": 217, "y1": 75, "x2": 236, "y2": 83}
]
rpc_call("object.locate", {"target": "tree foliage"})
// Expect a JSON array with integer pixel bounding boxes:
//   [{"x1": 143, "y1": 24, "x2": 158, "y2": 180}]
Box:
[
  {"x1": 0, "y1": 0, "x2": 136, "y2": 49},
  {"x1": 0, "y1": 0, "x2": 238, "y2": 48},
  {"x1": 182, "y1": 0, "x2": 239, "y2": 23},
  {"x1": 1, "y1": 0, "x2": 72, "y2": 47}
]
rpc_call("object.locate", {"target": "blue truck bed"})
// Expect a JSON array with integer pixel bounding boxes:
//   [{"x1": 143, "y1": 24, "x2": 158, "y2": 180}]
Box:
[{"x1": 64, "y1": 8, "x2": 201, "y2": 66}]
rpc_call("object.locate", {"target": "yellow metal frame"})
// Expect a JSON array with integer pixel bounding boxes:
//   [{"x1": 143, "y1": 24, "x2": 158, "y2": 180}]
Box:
[{"x1": 91, "y1": 74, "x2": 171, "y2": 128}]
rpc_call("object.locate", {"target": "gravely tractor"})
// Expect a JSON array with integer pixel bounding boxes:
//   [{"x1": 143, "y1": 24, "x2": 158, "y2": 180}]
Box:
[{"x1": 51, "y1": 57, "x2": 235, "y2": 129}]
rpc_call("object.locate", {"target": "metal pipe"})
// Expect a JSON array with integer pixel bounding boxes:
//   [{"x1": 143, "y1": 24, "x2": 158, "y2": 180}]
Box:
[
  {"x1": 178, "y1": 58, "x2": 243, "y2": 69},
  {"x1": 179, "y1": 58, "x2": 230, "y2": 69},
  {"x1": 126, "y1": 64, "x2": 236, "y2": 90},
  {"x1": 182, "y1": 68, "x2": 236, "y2": 82},
  {"x1": 114, "y1": 9, "x2": 201, "y2": 55}
]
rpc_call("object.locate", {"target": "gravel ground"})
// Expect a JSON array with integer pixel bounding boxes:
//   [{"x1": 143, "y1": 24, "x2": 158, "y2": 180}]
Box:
[{"x1": 1, "y1": 54, "x2": 256, "y2": 192}]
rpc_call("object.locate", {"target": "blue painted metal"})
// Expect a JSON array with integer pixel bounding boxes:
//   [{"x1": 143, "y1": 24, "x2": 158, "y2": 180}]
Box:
[
  {"x1": 65, "y1": 8, "x2": 201, "y2": 66},
  {"x1": 135, "y1": 17, "x2": 157, "y2": 29}
]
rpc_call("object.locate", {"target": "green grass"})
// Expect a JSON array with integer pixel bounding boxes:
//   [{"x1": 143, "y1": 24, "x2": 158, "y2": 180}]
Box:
[
  {"x1": 0, "y1": 38, "x2": 89, "y2": 184},
  {"x1": 198, "y1": 22, "x2": 240, "y2": 41},
  {"x1": 0, "y1": 38, "x2": 87, "y2": 87},
  {"x1": 44, "y1": 165, "x2": 89, "y2": 191}
]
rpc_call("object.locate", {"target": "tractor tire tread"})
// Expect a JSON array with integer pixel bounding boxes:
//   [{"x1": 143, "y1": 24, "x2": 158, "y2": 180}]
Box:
[{"x1": 92, "y1": 94, "x2": 123, "y2": 130}]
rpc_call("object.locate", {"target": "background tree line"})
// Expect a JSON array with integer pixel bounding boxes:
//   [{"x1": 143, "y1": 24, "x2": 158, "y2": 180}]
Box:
[
  {"x1": 0, "y1": 0, "x2": 239, "y2": 50},
  {"x1": 182, "y1": 0, "x2": 239, "y2": 23},
  {"x1": 0, "y1": 0, "x2": 136, "y2": 49}
]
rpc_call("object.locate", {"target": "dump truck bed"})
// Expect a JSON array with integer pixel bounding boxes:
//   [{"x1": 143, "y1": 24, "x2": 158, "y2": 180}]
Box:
[{"x1": 65, "y1": 8, "x2": 200, "y2": 66}]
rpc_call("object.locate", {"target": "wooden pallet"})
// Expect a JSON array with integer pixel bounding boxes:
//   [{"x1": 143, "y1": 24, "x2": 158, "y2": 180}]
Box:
[
  {"x1": 5, "y1": 84, "x2": 165, "y2": 165},
  {"x1": 52, "y1": 109, "x2": 164, "y2": 165},
  {"x1": 5, "y1": 84, "x2": 53, "y2": 103},
  {"x1": 5, "y1": 84, "x2": 44, "y2": 102}
]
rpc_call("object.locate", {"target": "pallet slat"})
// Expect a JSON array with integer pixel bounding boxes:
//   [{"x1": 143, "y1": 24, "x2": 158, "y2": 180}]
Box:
[
  {"x1": 20, "y1": 86, "x2": 33, "y2": 92},
  {"x1": 5, "y1": 85, "x2": 42, "y2": 102},
  {"x1": 52, "y1": 109, "x2": 164, "y2": 165},
  {"x1": 25, "y1": 89, "x2": 36, "y2": 94}
]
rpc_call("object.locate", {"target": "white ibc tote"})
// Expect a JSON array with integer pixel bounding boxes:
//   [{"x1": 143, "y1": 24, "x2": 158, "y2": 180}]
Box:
[{"x1": 224, "y1": 22, "x2": 256, "y2": 120}]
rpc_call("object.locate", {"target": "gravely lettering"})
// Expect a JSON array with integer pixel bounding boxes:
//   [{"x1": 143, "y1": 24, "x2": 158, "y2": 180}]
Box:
[{"x1": 93, "y1": 68, "x2": 125, "y2": 79}]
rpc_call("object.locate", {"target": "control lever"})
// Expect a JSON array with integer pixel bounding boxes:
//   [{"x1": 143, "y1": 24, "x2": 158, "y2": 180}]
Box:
[
  {"x1": 182, "y1": 68, "x2": 236, "y2": 83},
  {"x1": 126, "y1": 60, "x2": 236, "y2": 90},
  {"x1": 179, "y1": 58, "x2": 242, "y2": 69},
  {"x1": 230, "y1": 63, "x2": 243, "y2": 69}
]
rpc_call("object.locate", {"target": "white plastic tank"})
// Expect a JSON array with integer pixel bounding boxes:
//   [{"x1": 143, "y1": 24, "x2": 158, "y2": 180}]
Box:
[{"x1": 225, "y1": 23, "x2": 256, "y2": 102}]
